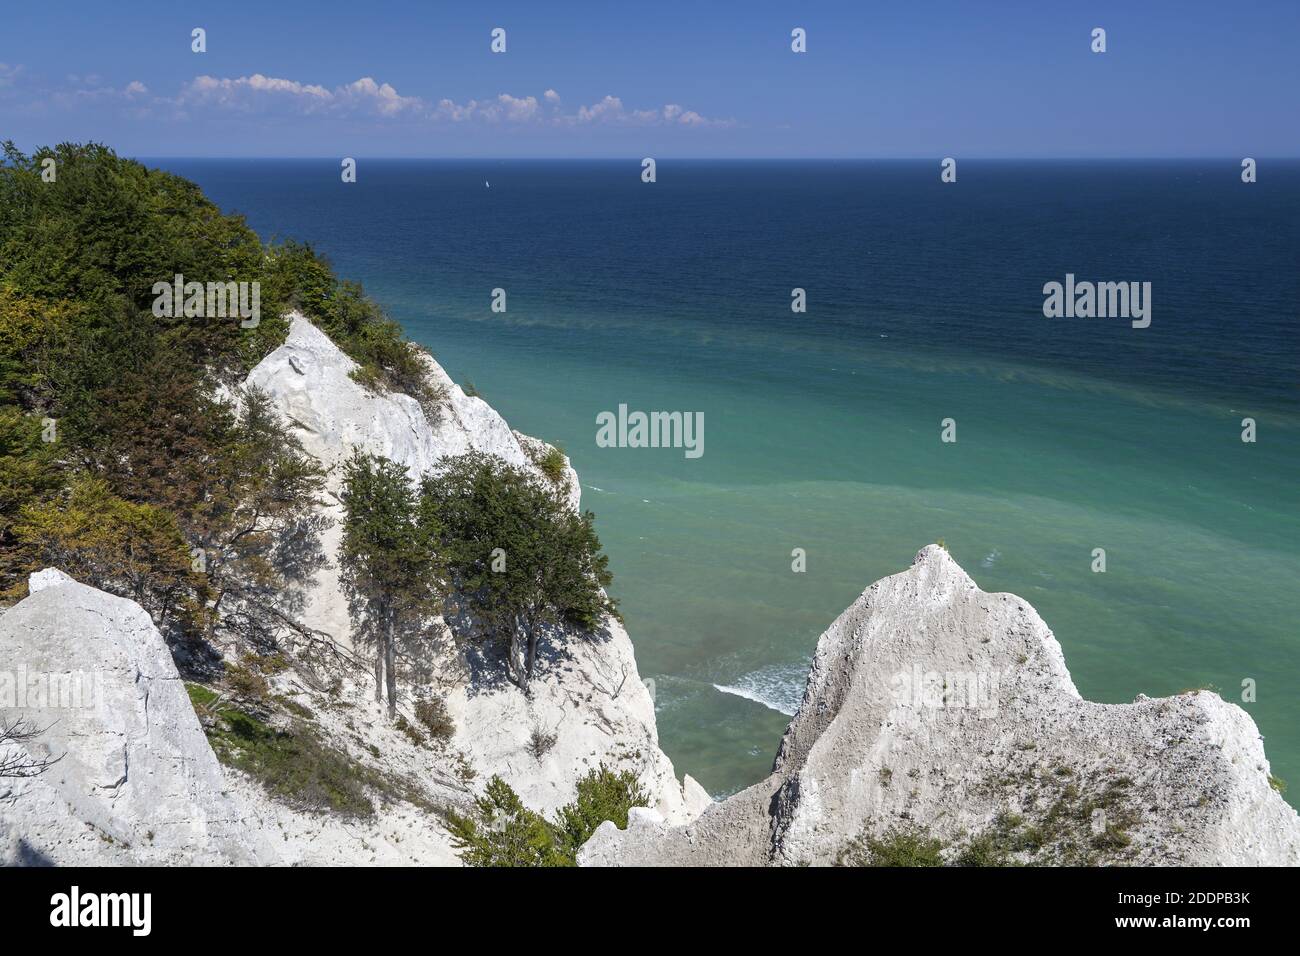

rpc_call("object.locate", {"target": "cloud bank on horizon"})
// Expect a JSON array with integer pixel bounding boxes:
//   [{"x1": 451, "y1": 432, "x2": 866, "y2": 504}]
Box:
[
  {"x1": 2, "y1": 66, "x2": 728, "y2": 124},
  {"x1": 1, "y1": 65, "x2": 735, "y2": 155},
  {"x1": 174, "y1": 74, "x2": 729, "y2": 128}
]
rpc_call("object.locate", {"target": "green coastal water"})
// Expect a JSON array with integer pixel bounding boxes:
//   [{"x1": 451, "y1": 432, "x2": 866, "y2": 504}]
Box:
[
  {"x1": 159, "y1": 159, "x2": 1300, "y2": 805},
  {"x1": 412, "y1": 313, "x2": 1300, "y2": 799}
]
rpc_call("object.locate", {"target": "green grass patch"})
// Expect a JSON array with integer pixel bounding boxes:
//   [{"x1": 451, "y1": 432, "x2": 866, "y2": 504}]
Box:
[
  {"x1": 537, "y1": 446, "x2": 567, "y2": 484},
  {"x1": 185, "y1": 682, "x2": 220, "y2": 708},
  {"x1": 203, "y1": 707, "x2": 377, "y2": 817},
  {"x1": 837, "y1": 825, "x2": 946, "y2": 867}
]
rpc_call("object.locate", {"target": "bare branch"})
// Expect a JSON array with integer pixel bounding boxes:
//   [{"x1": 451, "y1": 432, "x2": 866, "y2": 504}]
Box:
[{"x1": 0, "y1": 717, "x2": 63, "y2": 779}]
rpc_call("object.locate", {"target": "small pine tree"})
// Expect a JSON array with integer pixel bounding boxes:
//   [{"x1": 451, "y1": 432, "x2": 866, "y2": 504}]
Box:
[
  {"x1": 446, "y1": 776, "x2": 569, "y2": 867},
  {"x1": 446, "y1": 764, "x2": 649, "y2": 867},
  {"x1": 339, "y1": 452, "x2": 441, "y2": 716},
  {"x1": 553, "y1": 764, "x2": 648, "y2": 860}
]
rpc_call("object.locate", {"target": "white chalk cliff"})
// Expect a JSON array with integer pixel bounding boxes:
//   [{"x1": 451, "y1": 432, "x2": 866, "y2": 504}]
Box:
[
  {"x1": 1, "y1": 312, "x2": 707, "y2": 865},
  {"x1": 244, "y1": 313, "x2": 707, "y2": 821},
  {"x1": 581, "y1": 546, "x2": 1300, "y2": 866},
  {"x1": 0, "y1": 569, "x2": 279, "y2": 866}
]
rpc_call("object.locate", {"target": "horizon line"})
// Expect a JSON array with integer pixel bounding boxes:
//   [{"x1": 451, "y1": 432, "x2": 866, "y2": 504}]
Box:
[{"x1": 131, "y1": 155, "x2": 1300, "y2": 162}]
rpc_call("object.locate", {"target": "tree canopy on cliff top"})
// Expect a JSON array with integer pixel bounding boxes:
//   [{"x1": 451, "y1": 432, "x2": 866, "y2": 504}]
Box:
[{"x1": 0, "y1": 141, "x2": 426, "y2": 634}]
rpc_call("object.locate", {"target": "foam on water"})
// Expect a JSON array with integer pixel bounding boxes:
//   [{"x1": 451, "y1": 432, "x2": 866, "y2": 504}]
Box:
[{"x1": 713, "y1": 660, "x2": 812, "y2": 717}]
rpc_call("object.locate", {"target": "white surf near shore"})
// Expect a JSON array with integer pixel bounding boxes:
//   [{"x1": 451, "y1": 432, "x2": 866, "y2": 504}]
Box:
[{"x1": 712, "y1": 660, "x2": 811, "y2": 716}]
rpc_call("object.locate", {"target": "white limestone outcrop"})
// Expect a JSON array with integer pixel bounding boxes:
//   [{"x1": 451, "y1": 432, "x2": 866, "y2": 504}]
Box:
[
  {"x1": 244, "y1": 313, "x2": 700, "y2": 820},
  {"x1": 0, "y1": 570, "x2": 279, "y2": 866},
  {"x1": 581, "y1": 546, "x2": 1300, "y2": 866}
]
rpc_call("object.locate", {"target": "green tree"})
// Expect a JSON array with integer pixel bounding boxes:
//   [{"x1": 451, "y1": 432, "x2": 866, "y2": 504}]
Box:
[
  {"x1": 553, "y1": 764, "x2": 649, "y2": 860},
  {"x1": 189, "y1": 387, "x2": 328, "y2": 646},
  {"x1": 339, "y1": 451, "x2": 441, "y2": 716},
  {"x1": 0, "y1": 141, "x2": 266, "y2": 374},
  {"x1": 446, "y1": 776, "x2": 568, "y2": 867},
  {"x1": 12, "y1": 476, "x2": 208, "y2": 629},
  {"x1": 446, "y1": 764, "x2": 648, "y2": 867},
  {"x1": 0, "y1": 287, "x2": 79, "y2": 408},
  {"x1": 0, "y1": 407, "x2": 61, "y2": 593},
  {"x1": 419, "y1": 452, "x2": 617, "y2": 689}
]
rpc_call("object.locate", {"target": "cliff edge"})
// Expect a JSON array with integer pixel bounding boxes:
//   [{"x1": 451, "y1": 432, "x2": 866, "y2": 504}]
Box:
[{"x1": 581, "y1": 545, "x2": 1300, "y2": 866}]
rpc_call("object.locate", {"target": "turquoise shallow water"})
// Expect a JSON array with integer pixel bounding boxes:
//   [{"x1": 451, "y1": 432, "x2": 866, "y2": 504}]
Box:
[
  {"x1": 407, "y1": 319, "x2": 1300, "y2": 800},
  {"x1": 157, "y1": 159, "x2": 1300, "y2": 805}
]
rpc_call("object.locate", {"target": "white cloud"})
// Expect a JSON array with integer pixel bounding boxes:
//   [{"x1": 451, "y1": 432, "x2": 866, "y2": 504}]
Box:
[
  {"x1": 177, "y1": 74, "x2": 425, "y2": 118},
  {"x1": 20, "y1": 69, "x2": 733, "y2": 131},
  {"x1": 429, "y1": 89, "x2": 732, "y2": 127},
  {"x1": 562, "y1": 93, "x2": 731, "y2": 128},
  {"x1": 336, "y1": 77, "x2": 423, "y2": 115},
  {"x1": 178, "y1": 74, "x2": 729, "y2": 127},
  {"x1": 576, "y1": 94, "x2": 625, "y2": 124},
  {"x1": 433, "y1": 93, "x2": 542, "y2": 123},
  {"x1": 181, "y1": 74, "x2": 334, "y2": 112}
]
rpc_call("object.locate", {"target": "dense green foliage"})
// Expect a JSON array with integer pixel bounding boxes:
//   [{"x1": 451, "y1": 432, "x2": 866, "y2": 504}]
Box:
[
  {"x1": 0, "y1": 141, "x2": 422, "y2": 640},
  {"x1": 551, "y1": 764, "x2": 650, "y2": 859},
  {"x1": 420, "y1": 451, "x2": 618, "y2": 687},
  {"x1": 446, "y1": 764, "x2": 648, "y2": 866},
  {"x1": 339, "y1": 452, "x2": 441, "y2": 715}
]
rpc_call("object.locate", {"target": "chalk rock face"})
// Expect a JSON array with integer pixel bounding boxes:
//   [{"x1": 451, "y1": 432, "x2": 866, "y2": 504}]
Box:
[
  {"x1": 245, "y1": 314, "x2": 700, "y2": 821},
  {"x1": 0, "y1": 572, "x2": 278, "y2": 866},
  {"x1": 581, "y1": 546, "x2": 1300, "y2": 866},
  {"x1": 448, "y1": 614, "x2": 713, "y2": 820},
  {"x1": 243, "y1": 315, "x2": 581, "y2": 650},
  {"x1": 246, "y1": 314, "x2": 528, "y2": 476}
]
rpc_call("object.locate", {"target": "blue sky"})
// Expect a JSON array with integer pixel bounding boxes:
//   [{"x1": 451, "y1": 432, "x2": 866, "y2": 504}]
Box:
[{"x1": 2, "y1": 0, "x2": 1297, "y2": 158}]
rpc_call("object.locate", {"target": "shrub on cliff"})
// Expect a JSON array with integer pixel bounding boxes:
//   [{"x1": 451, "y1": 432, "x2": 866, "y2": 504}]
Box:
[
  {"x1": 11, "y1": 476, "x2": 209, "y2": 630},
  {"x1": 414, "y1": 697, "x2": 455, "y2": 742},
  {"x1": 419, "y1": 452, "x2": 617, "y2": 689},
  {"x1": 552, "y1": 764, "x2": 649, "y2": 860},
  {"x1": 446, "y1": 776, "x2": 567, "y2": 867},
  {"x1": 836, "y1": 824, "x2": 946, "y2": 867},
  {"x1": 537, "y1": 445, "x2": 568, "y2": 484},
  {"x1": 446, "y1": 764, "x2": 647, "y2": 867}
]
